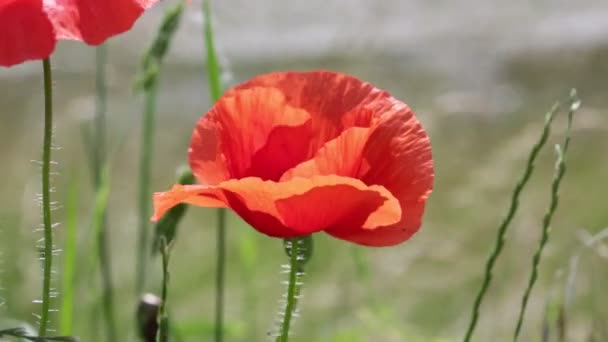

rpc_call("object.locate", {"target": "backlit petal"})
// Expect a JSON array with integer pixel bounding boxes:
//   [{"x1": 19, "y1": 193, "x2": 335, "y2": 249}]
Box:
[
  {"x1": 327, "y1": 100, "x2": 434, "y2": 246},
  {"x1": 0, "y1": 0, "x2": 55, "y2": 66},
  {"x1": 45, "y1": 0, "x2": 159, "y2": 44},
  {"x1": 227, "y1": 71, "x2": 390, "y2": 151},
  {"x1": 281, "y1": 126, "x2": 371, "y2": 180},
  {"x1": 152, "y1": 175, "x2": 401, "y2": 239},
  {"x1": 189, "y1": 87, "x2": 312, "y2": 184}
]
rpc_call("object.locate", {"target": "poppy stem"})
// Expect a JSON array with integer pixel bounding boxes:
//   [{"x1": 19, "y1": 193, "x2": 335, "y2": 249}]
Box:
[
  {"x1": 38, "y1": 57, "x2": 54, "y2": 337},
  {"x1": 276, "y1": 236, "x2": 312, "y2": 342}
]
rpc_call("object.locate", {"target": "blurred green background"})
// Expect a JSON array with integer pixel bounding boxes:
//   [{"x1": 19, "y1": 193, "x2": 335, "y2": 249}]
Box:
[{"x1": 1, "y1": 1, "x2": 607, "y2": 341}]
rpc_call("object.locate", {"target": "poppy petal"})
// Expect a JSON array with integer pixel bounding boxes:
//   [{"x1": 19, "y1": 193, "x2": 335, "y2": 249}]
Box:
[
  {"x1": 327, "y1": 101, "x2": 434, "y2": 246},
  {"x1": 281, "y1": 126, "x2": 371, "y2": 180},
  {"x1": 152, "y1": 184, "x2": 226, "y2": 222},
  {"x1": 189, "y1": 87, "x2": 312, "y2": 184},
  {"x1": 45, "y1": 0, "x2": 159, "y2": 45},
  {"x1": 0, "y1": 0, "x2": 55, "y2": 67},
  {"x1": 152, "y1": 175, "x2": 401, "y2": 239},
  {"x1": 227, "y1": 71, "x2": 391, "y2": 151}
]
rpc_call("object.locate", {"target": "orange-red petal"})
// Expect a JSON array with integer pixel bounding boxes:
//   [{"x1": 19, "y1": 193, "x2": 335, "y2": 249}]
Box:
[
  {"x1": 46, "y1": 0, "x2": 159, "y2": 45},
  {"x1": 0, "y1": 0, "x2": 55, "y2": 67},
  {"x1": 281, "y1": 126, "x2": 371, "y2": 180},
  {"x1": 152, "y1": 175, "x2": 401, "y2": 239},
  {"x1": 226, "y1": 71, "x2": 390, "y2": 152},
  {"x1": 189, "y1": 87, "x2": 312, "y2": 184},
  {"x1": 1, "y1": 0, "x2": 160, "y2": 66},
  {"x1": 326, "y1": 100, "x2": 434, "y2": 246}
]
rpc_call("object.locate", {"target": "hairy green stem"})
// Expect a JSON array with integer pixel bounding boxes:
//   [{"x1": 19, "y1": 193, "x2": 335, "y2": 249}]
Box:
[
  {"x1": 463, "y1": 102, "x2": 561, "y2": 342},
  {"x1": 38, "y1": 57, "x2": 54, "y2": 337},
  {"x1": 278, "y1": 240, "x2": 299, "y2": 342},
  {"x1": 513, "y1": 93, "x2": 578, "y2": 340},
  {"x1": 136, "y1": 81, "x2": 158, "y2": 295},
  {"x1": 276, "y1": 237, "x2": 310, "y2": 342}
]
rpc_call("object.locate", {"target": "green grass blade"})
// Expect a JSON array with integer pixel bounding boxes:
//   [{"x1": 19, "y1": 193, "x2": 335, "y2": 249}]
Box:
[
  {"x1": 513, "y1": 90, "x2": 580, "y2": 340},
  {"x1": 463, "y1": 100, "x2": 563, "y2": 342},
  {"x1": 203, "y1": 0, "x2": 223, "y2": 102}
]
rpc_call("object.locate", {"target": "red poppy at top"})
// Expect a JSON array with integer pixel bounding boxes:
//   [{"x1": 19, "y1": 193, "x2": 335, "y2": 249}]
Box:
[
  {"x1": 153, "y1": 71, "x2": 434, "y2": 247},
  {"x1": 0, "y1": 0, "x2": 160, "y2": 67}
]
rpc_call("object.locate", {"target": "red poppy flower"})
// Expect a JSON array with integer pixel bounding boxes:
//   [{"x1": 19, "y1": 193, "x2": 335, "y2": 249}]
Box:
[
  {"x1": 0, "y1": 0, "x2": 159, "y2": 67},
  {"x1": 152, "y1": 71, "x2": 434, "y2": 247}
]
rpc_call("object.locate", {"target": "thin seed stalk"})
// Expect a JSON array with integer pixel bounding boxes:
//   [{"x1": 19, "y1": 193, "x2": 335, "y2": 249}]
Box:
[
  {"x1": 513, "y1": 93, "x2": 578, "y2": 340},
  {"x1": 214, "y1": 209, "x2": 226, "y2": 342},
  {"x1": 38, "y1": 57, "x2": 54, "y2": 337},
  {"x1": 202, "y1": 2, "x2": 227, "y2": 341},
  {"x1": 463, "y1": 102, "x2": 561, "y2": 342},
  {"x1": 136, "y1": 81, "x2": 158, "y2": 295},
  {"x1": 158, "y1": 239, "x2": 170, "y2": 342},
  {"x1": 94, "y1": 44, "x2": 117, "y2": 342}
]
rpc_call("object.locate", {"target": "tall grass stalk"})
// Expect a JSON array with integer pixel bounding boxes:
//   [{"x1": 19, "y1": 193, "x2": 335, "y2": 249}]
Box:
[
  {"x1": 463, "y1": 99, "x2": 565, "y2": 342},
  {"x1": 0, "y1": 222, "x2": 5, "y2": 313},
  {"x1": 91, "y1": 44, "x2": 118, "y2": 342},
  {"x1": 157, "y1": 238, "x2": 171, "y2": 342},
  {"x1": 38, "y1": 57, "x2": 55, "y2": 337},
  {"x1": 202, "y1": 1, "x2": 227, "y2": 341},
  {"x1": 135, "y1": 1, "x2": 186, "y2": 296},
  {"x1": 513, "y1": 90, "x2": 579, "y2": 340}
]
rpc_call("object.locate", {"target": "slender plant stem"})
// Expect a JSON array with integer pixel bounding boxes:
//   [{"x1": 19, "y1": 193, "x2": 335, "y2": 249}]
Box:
[
  {"x1": 94, "y1": 44, "x2": 117, "y2": 342},
  {"x1": 463, "y1": 103, "x2": 561, "y2": 342},
  {"x1": 94, "y1": 45, "x2": 107, "y2": 184},
  {"x1": 38, "y1": 57, "x2": 54, "y2": 337},
  {"x1": 513, "y1": 93, "x2": 578, "y2": 340},
  {"x1": 136, "y1": 82, "x2": 158, "y2": 295},
  {"x1": 202, "y1": 2, "x2": 227, "y2": 341},
  {"x1": 279, "y1": 239, "x2": 299, "y2": 342},
  {"x1": 158, "y1": 239, "x2": 170, "y2": 342},
  {"x1": 214, "y1": 209, "x2": 226, "y2": 342},
  {"x1": 203, "y1": 0, "x2": 222, "y2": 102}
]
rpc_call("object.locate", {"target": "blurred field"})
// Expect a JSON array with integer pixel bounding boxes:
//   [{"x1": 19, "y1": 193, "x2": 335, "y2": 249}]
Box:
[{"x1": 1, "y1": 1, "x2": 608, "y2": 341}]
